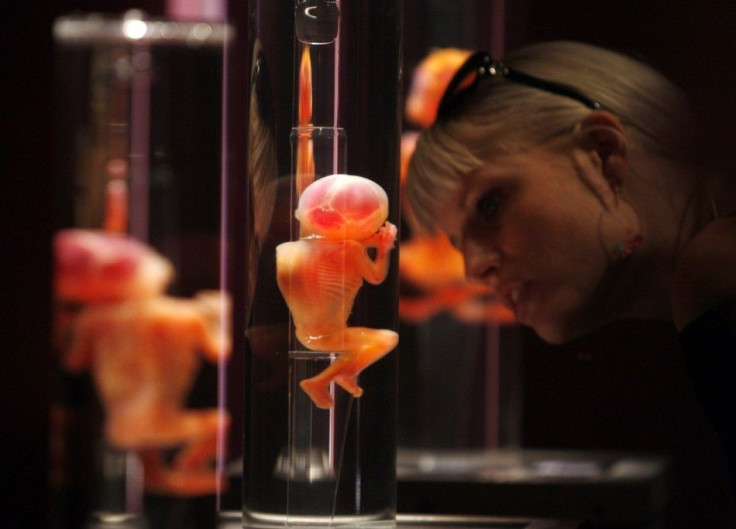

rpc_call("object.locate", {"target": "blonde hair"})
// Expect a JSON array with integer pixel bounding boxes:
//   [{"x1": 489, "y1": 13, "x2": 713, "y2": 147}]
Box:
[{"x1": 406, "y1": 41, "x2": 692, "y2": 233}]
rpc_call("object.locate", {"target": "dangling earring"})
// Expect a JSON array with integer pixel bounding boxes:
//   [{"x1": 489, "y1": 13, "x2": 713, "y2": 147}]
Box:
[
  {"x1": 613, "y1": 231, "x2": 643, "y2": 260},
  {"x1": 608, "y1": 181, "x2": 643, "y2": 260}
]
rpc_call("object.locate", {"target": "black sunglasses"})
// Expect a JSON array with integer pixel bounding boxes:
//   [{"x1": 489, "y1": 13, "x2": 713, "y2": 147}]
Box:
[{"x1": 436, "y1": 51, "x2": 604, "y2": 122}]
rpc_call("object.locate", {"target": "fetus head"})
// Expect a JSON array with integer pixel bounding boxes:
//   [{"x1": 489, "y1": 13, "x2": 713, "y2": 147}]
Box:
[
  {"x1": 296, "y1": 174, "x2": 389, "y2": 239},
  {"x1": 55, "y1": 229, "x2": 174, "y2": 303}
]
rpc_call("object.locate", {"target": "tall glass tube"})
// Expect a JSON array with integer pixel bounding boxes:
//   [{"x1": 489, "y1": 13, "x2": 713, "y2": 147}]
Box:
[
  {"x1": 243, "y1": 1, "x2": 402, "y2": 527},
  {"x1": 52, "y1": 11, "x2": 233, "y2": 529},
  {"x1": 396, "y1": 0, "x2": 522, "y2": 455}
]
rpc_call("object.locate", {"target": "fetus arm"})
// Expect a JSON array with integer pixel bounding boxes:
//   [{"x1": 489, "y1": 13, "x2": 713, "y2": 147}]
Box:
[
  {"x1": 191, "y1": 291, "x2": 232, "y2": 363},
  {"x1": 138, "y1": 410, "x2": 230, "y2": 496},
  {"x1": 358, "y1": 222, "x2": 398, "y2": 284}
]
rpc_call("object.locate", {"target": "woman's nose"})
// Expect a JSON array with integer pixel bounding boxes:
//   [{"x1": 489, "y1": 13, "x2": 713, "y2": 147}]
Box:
[{"x1": 462, "y1": 239, "x2": 501, "y2": 284}]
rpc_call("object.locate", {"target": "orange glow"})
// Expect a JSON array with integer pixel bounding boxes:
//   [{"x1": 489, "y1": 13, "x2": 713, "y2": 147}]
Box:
[
  {"x1": 104, "y1": 179, "x2": 129, "y2": 234},
  {"x1": 405, "y1": 48, "x2": 473, "y2": 128},
  {"x1": 296, "y1": 46, "x2": 315, "y2": 197}
]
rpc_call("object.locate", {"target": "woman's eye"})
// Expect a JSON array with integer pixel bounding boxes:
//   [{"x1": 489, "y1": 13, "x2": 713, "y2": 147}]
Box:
[{"x1": 475, "y1": 190, "x2": 503, "y2": 221}]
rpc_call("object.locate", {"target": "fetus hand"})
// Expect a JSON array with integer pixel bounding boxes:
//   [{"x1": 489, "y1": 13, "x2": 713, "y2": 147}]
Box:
[
  {"x1": 365, "y1": 222, "x2": 398, "y2": 251},
  {"x1": 357, "y1": 221, "x2": 398, "y2": 286},
  {"x1": 277, "y1": 174, "x2": 399, "y2": 408}
]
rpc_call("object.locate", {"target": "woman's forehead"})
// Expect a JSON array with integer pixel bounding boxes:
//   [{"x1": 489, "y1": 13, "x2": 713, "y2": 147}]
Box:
[
  {"x1": 459, "y1": 153, "x2": 523, "y2": 190},
  {"x1": 467, "y1": 143, "x2": 565, "y2": 180},
  {"x1": 436, "y1": 147, "x2": 563, "y2": 212}
]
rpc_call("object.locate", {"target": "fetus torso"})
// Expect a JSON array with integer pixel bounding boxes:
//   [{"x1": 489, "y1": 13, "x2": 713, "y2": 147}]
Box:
[{"x1": 277, "y1": 239, "x2": 372, "y2": 338}]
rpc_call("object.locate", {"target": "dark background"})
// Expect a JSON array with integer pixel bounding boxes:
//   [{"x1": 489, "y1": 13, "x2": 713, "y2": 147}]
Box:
[{"x1": 3, "y1": 1, "x2": 736, "y2": 527}]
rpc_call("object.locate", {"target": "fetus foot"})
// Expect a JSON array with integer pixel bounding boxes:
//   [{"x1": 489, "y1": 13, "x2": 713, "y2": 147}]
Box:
[
  {"x1": 299, "y1": 373, "x2": 362, "y2": 409},
  {"x1": 334, "y1": 374, "x2": 363, "y2": 398},
  {"x1": 300, "y1": 377, "x2": 334, "y2": 409},
  {"x1": 298, "y1": 328, "x2": 398, "y2": 408},
  {"x1": 299, "y1": 353, "x2": 364, "y2": 409}
]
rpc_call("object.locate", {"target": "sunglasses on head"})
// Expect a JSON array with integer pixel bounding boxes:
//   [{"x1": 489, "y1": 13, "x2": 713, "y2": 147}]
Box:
[{"x1": 436, "y1": 51, "x2": 604, "y2": 122}]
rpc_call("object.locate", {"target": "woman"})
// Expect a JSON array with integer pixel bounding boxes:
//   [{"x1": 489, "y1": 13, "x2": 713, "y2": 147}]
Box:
[{"x1": 406, "y1": 41, "x2": 736, "y2": 488}]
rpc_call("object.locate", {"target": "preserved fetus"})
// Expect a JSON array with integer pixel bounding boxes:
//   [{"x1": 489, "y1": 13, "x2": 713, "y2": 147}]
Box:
[
  {"x1": 54, "y1": 229, "x2": 230, "y2": 495},
  {"x1": 276, "y1": 174, "x2": 398, "y2": 408}
]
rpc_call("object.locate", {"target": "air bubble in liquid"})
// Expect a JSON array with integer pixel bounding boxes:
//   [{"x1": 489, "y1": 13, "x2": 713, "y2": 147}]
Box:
[{"x1": 295, "y1": 0, "x2": 339, "y2": 45}]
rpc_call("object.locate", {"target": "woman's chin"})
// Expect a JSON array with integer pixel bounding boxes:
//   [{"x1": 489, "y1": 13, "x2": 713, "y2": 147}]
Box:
[
  {"x1": 529, "y1": 315, "x2": 598, "y2": 345},
  {"x1": 533, "y1": 326, "x2": 574, "y2": 345}
]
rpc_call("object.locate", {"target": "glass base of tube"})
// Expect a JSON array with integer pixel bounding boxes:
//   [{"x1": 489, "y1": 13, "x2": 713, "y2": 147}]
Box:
[{"x1": 243, "y1": 511, "x2": 395, "y2": 528}]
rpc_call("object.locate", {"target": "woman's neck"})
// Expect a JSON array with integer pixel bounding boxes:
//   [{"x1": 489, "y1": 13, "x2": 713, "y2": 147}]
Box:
[{"x1": 609, "y1": 156, "x2": 706, "y2": 322}]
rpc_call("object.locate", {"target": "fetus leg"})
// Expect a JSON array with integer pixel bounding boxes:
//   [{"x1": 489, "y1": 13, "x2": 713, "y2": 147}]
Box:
[
  {"x1": 106, "y1": 408, "x2": 225, "y2": 451},
  {"x1": 299, "y1": 328, "x2": 398, "y2": 408},
  {"x1": 127, "y1": 410, "x2": 227, "y2": 495},
  {"x1": 139, "y1": 448, "x2": 227, "y2": 496},
  {"x1": 172, "y1": 412, "x2": 229, "y2": 471}
]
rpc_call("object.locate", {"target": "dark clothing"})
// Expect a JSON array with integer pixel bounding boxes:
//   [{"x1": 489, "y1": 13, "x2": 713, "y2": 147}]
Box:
[{"x1": 680, "y1": 296, "x2": 736, "y2": 493}]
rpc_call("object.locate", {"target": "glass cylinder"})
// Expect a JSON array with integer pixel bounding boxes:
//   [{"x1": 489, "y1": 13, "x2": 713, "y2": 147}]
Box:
[
  {"x1": 242, "y1": 1, "x2": 402, "y2": 527},
  {"x1": 396, "y1": 3, "x2": 523, "y2": 455},
  {"x1": 51, "y1": 10, "x2": 233, "y2": 529}
]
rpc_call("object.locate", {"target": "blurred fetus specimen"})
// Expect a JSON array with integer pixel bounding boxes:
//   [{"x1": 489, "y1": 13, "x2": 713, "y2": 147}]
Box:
[
  {"x1": 55, "y1": 228, "x2": 230, "y2": 495},
  {"x1": 400, "y1": 48, "x2": 514, "y2": 325},
  {"x1": 276, "y1": 174, "x2": 398, "y2": 408},
  {"x1": 404, "y1": 47, "x2": 473, "y2": 129}
]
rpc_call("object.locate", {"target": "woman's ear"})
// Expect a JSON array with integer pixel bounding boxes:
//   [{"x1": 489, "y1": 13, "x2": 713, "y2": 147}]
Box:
[{"x1": 576, "y1": 110, "x2": 629, "y2": 189}]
